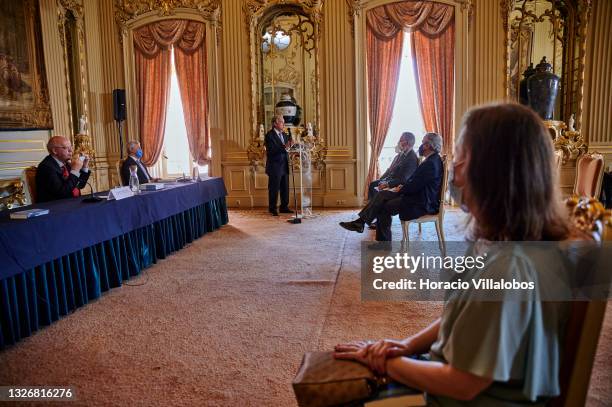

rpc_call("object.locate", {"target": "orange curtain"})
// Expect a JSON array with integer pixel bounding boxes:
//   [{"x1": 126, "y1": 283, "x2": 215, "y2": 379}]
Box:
[
  {"x1": 134, "y1": 47, "x2": 171, "y2": 166},
  {"x1": 364, "y1": 27, "x2": 404, "y2": 195},
  {"x1": 133, "y1": 19, "x2": 209, "y2": 166},
  {"x1": 411, "y1": 22, "x2": 455, "y2": 155},
  {"x1": 366, "y1": 1, "x2": 453, "y2": 39},
  {"x1": 173, "y1": 21, "x2": 210, "y2": 166},
  {"x1": 364, "y1": 1, "x2": 454, "y2": 194}
]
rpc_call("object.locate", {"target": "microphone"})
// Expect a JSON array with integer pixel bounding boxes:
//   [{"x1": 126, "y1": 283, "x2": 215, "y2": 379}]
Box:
[{"x1": 82, "y1": 179, "x2": 104, "y2": 203}]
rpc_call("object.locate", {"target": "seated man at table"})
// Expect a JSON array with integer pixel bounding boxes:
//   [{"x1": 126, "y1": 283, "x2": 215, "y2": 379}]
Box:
[
  {"x1": 36, "y1": 135, "x2": 90, "y2": 202},
  {"x1": 120, "y1": 140, "x2": 159, "y2": 186}
]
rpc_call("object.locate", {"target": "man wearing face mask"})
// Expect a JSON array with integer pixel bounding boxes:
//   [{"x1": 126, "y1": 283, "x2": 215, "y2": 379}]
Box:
[
  {"x1": 367, "y1": 132, "x2": 419, "y2": 201},
  {"x1": 339, "y1": 132, "x2": 418, "y2": 232},
  {"x1": 341, "y1": 133, "x2": 443, "y2": 241},
  {"x1": 375, "y1": 132, "x2": 444, "y2": 241},
  {"x1": 120, "y1": 140, "x2": 159, "y2": 186}
]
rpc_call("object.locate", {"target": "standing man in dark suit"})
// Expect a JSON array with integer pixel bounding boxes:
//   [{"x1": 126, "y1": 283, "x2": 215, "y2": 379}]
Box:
[
  {"x1": 120, "y1": 140, "x2": 158, "y2": 186},
  {"x1": 36, "y1": 135, "x2": 91, "y2": 202},
  {"x1": 339, "y1": 131, "x2": 419, "y2": 231},
  {"x1": 265, "y1": 115, "x2": 293, "y2": 216}
]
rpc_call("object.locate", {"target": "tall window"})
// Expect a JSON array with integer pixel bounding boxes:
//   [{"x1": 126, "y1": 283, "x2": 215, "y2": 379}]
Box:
[
  {"x1": 161, "y1": 48, "x2": 208, "y2": 178},
  {"x1": 378, "y1": 33, "x2": 425, "y2": 173}
]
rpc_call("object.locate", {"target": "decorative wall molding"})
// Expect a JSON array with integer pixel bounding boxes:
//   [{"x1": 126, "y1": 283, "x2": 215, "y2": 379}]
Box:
[
  {"x1": 56, "y1": 0, "x2": 90, "y2": 138},
  {"x1": 346, "y1": 0, "x2": 474, "y2": 35},
  {"x1": 114, "y1": 0, "x2": 221, "y2": 27}
]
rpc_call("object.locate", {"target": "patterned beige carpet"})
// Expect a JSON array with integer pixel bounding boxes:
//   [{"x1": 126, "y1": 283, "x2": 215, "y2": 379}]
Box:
[{"x1": 0, "y1": 208, "x2": 609, "y2": 406}]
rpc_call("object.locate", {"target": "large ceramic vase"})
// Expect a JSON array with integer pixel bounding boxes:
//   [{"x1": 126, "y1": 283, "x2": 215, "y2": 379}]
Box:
[
  {"x1": 519, "y1": 63, "x2": 535, "y2": 106},
  {"x1": 275, "y1": 94, "x2": 301, "y2": 126},
  {"x1": 527, "y1": 57, "x2": 560, "y2": 120}
]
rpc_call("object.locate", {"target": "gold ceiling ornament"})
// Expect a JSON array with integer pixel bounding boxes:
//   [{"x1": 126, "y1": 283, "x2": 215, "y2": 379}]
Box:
[{"x1": 114, "y1": 0, "x2": 221, "y2": 26}]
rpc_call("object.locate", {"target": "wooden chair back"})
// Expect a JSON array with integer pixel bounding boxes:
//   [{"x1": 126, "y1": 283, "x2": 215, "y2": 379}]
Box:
[
  {"x1": 574, "y1": 152, "x2": 605, "y2": 198},
  {"x1": 550, "y1": 197, "x2": 611, "y2": 406},
  {"x1": 24, "y1": 166, "x2": 38, "y2": 204}
]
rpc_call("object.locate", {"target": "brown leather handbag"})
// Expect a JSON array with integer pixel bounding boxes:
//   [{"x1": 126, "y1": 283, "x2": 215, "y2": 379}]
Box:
[{"x1": 292, "y1": 351, "x2": 379, "y2": 407}]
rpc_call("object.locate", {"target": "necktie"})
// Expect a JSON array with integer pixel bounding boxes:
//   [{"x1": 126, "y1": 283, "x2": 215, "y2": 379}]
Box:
[{"x1": 62, "y1": 165, "x2": 81, "y2": 197}]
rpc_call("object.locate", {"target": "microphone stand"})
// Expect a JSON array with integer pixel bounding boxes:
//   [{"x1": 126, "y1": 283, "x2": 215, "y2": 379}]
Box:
[
  {"x1": 287, "y1": 144, "x2": 301, "y2": 224},
  {"x1": 117, "y1": 120, "x2": 124, "y2": 159},
  {"x1": 83, "y1": 176, "x2": 103, "y2": 203}
]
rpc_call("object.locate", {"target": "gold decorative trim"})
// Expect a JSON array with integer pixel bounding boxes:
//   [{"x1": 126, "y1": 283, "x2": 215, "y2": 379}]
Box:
[
  {"x1": 566, "y1": 196, "x2": 612, "y2": 241},
  {"x1": 345, "y1": 0, "x2": 362, "y2": 37},
  {"x1": 114, "y1": 0, "x2": 222, "y2": 26},
  {"x1": 74, "y1": 133, "x2": 96, "y2": 168},
  {"x1": 553, "y1": 128, "x2": 587, "y2": 164},
  {"x1": 0, "y1": 0, "x2": 53, "y2": 130},
  {"x1": 57, "y1": 0, "x2": 89, "y2": 137},
  {"x1": 0, "y1": 178, "x2": 26, "y2": 210}
]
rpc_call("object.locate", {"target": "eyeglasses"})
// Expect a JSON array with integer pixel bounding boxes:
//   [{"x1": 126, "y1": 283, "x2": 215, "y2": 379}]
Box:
[{"x1": 52, "y1": 145, "x2": 72, "y2": 150}]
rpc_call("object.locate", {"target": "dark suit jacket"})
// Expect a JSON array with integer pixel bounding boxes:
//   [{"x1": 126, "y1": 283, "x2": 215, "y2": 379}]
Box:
[
  {"x1": 35, "y1": 155, "x2": 91, "y2": 203},
  {"x1": 399, "y1": 152, "x2": 443, "y2": 217},
  {"x1": 121, "y1": 156, "x2": 151, "y2": 186},
  {"x1": 379, "y1": 150, "x2": 418, "y2": 188},
  {"x1": 264, "y1": 129, "x2": 291, "y2": 176}
]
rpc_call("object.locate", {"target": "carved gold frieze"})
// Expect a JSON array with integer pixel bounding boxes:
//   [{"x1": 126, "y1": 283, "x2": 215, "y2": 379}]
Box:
[{"x1": 114, "y1": 0, "x2": 221, "y2": 26}]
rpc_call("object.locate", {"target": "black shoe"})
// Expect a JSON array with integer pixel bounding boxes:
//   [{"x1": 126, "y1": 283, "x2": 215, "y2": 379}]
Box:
[
  {"x1": 279, "y1": 208, "x2": 292, "y2": 213},
  {"x1": 368, "y1": 221, "x2": 377, "y2": 230},
  {"x1": 270, "y1": 209, "x2": 279, "y2": 216},
  {"x1": 339, "y1": 220, "x2": 364, "y2": 233}
]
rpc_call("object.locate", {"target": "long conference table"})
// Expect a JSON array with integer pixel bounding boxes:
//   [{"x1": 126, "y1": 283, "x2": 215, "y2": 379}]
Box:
[{"x1": 0, "y1": 177, "x2": 228, "y2": 349}]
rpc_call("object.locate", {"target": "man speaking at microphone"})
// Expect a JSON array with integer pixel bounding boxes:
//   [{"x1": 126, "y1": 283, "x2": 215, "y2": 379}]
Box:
[
  {"x1": 36, "y1": 135, "x2": 91, "y2": 202},
  {"x1": 265, "y1": 115, "x2": 293, "y2": 216}
]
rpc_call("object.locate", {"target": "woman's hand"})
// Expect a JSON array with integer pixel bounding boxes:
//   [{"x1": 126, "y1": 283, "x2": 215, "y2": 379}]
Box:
[
  {"x1": 333, "y1": 341, "x2": 372, "y2": 365},
  {"x1": 334, "y1": 339, "x2": 414, "y2": 375},
  {"x1": 366, "y1": 339, "x2": 413, "y2": 375}
]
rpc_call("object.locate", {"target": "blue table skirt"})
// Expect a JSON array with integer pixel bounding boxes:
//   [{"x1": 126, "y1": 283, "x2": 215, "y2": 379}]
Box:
[{"x1": 0, "y1": 197, "x2": 228, "y2": 349}]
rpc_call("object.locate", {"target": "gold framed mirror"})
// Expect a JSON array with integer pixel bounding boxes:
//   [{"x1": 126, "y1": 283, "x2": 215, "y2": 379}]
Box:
[
  {"x1": 247, "y1": 1, "x2": 322, "y2": 137},
  {"x1": 503, "y1": 0, "x2": 592, "y2": 131},
  {"x1": 58, "y1": 0, "x2": 89, "y2": 136}
]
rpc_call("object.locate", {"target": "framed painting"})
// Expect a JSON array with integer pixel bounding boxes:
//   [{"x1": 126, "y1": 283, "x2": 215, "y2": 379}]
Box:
[{"x1": 0, "y1": 0, "x2": 53, "y2": 130}]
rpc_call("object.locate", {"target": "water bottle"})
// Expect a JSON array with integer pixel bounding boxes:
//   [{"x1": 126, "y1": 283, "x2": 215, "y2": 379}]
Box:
[{"x1": 129, "y1": 166, "x2": 139, "y2": 193}]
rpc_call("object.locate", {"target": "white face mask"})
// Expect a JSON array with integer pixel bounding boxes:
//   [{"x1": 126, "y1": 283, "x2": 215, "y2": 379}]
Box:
[{"x1": 448, "y1": 163, "x2": 469, "y2": 213}]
